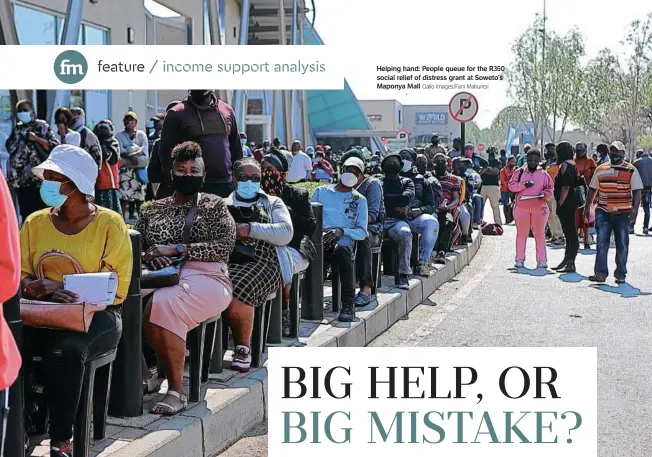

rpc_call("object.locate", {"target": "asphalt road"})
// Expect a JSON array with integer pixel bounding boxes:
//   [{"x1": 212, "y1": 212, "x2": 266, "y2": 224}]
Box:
[{"x1": 216, "y1": 217, "x2": 652, "y2": 456}]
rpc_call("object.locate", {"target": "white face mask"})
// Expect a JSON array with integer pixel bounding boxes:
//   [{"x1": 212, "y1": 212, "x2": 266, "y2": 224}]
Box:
[
  {"x1": 402, "y1": 161, "x2": 413, "y2": 173},
  {"x1": 340, "y1": 172, "x2": 358, "y2": 188}
]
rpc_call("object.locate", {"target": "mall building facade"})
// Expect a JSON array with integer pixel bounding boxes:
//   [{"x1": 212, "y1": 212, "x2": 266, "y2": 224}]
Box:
[
  {"x1": 360, "y1": 99, "x2": 462, "y2": 148},
  {"x1": 0, "y1": 0, "x2": 383, "y2": 155}
]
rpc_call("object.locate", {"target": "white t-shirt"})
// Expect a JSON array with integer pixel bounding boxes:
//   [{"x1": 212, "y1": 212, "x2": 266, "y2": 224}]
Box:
[
  {"x1": 287, "y1": 151, "x2": 313, "y2": 183},
  {"x1": 56, "y1": 130, "x2": 81, "y2": 147}
]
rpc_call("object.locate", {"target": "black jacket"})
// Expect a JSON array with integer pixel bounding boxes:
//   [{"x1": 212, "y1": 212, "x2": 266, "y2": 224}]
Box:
[
  {"x1": 380, "y1": 175, "x2": 415, "y2": 221},
  {"x1": 281, "y1": 185, "x2": 317, "y2": 261},
  {"x1": 400, "y1": 167, "x2": 441, "y2": 215}
]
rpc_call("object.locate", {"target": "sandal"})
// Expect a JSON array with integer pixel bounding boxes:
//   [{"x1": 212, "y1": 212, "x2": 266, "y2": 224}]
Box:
[{"x1": 150, "y1": 390, "x2": 188, "y2": 416}]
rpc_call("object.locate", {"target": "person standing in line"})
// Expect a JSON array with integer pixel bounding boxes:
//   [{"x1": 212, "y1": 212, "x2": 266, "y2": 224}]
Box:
[
  {"x1": 240, "y1": 133, "x2": 253, "y2": 158},
  {"x1": 93, "y1": 120, "x2": 122, "y2": 214},
  {"x1": 147, "y1": 101, "x2": 181, "y2": 200},
  {"x1": 6, "y1": 99, "x2": 59, "y2": 221},
  {"x1": 53, "y1": 108, "x2": 81, "y2": 147},
  {"x1": 508, "y1": 148, "x2": 553, "y2": 269},
  {"x1": 552, "y1": 142, "x2": 580, "y2": 272},
  {"x1": 465, "y1": 143, "x2": 501, "y2": 224},
  {"x1": 69, "y1": 107, "x2": 101, "y2": 168},
  {"x1": 596, "y1": 143, "x2": 609, "y2": 166},
  {"x1": 632, "y1": 149, "x2": 652, "y2": 235},
  {"x1": 287, "y1": 140, "x2": 312, "y2": 183},
  {"x1": 424, "y1": 134, "x2": 446, "y2": 168},
  {"x1": 0, "y1": 172, "x2": 21, "y2": 457},
  {"x1": 574, "y1": 142, "x2": 597, "y2": 249},
  {"x1": 116, "y1": 111, "x2": 149, "y2": 220},
  {"x1": 499, "y1": 155, "x2": 517, "y2": 224},
  {"x1": 158, "y1": 90, "x2": 243, "y2": 198},
  {"x1": 448, "y1": 137, "x2": 462, "y2": 159},
  {"x1": 585, "y1": 141, "x2": 643, "y2": 284},
  {"x1": 517, "y1": 143, "x2": 531, "y2": 167},
  {"x1": 544, "y1": 143, "x2": 564, "y2": 245}
]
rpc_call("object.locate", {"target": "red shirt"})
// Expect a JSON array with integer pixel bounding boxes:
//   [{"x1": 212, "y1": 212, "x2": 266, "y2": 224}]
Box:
[{"x1": 0, "y1": 173, "x2": 21, "y2": 390}]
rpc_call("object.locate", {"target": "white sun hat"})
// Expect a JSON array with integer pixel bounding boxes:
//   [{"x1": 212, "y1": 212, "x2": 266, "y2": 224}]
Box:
[{"x1": 32, "y1": 144, "x2": 98, "y2": 197}]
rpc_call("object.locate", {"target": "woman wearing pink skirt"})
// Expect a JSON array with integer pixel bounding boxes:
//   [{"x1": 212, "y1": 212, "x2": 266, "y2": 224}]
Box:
[
  {"x1": 508, "y1": 148, "x2": 554, "y2": 269},
  {"x1": 134, "y1": 141, "x2": 236, "y2": 415}
]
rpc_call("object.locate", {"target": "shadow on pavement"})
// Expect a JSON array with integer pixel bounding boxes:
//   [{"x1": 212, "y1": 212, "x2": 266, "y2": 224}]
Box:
[
  {"x1": 589, "y1": 283, "x2": 652, "y2": 298},
  {"x1": 509, "y1": 267, "x2": 555, "y2": 277},
  {"x1": 547, "y1": 244, "x2": 565, "y2": 250},
  {"x1": 578, "y1": 248, "x2": 595, "y2": 255},
  {"x1": 559, "y1": 272, "x2": 588, "y2": 283}
]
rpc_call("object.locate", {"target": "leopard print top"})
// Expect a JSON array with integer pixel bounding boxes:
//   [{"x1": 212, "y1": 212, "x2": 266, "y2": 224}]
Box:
[{"x1": 133, "y1": 194, "x2": 236, "y2": 263}]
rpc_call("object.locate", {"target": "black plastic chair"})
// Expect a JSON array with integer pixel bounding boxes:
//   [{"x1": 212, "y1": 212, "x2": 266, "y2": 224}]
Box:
[
  {"x1": 187, "y1": 314, "x2": 221, "y2": 402},
  {"x1": 73, "y1": 350, "x2": 116, "y2": 457},
  {"x1": 222, "y1": 291, "x2": 278, "y2": 369},
  {"x1": 381, "y1": 232, "x2": 421, "y2": 277},
  {"x1": 371, "y1": 242, "x2": 383, "y2": 295},
  {"x1": 288, "y1": 271, "x2": 305, "y2": 338},
  {"x1": 331, "y1": 243, "x2": 357, "y2": 313}
]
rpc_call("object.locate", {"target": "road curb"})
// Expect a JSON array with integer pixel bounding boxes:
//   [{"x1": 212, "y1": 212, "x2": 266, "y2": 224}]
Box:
[{"x1": 87, "y1": 233, "x2": 482, "y2": 457}]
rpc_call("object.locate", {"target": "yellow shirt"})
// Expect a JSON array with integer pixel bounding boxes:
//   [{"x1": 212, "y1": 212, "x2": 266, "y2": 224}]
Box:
[{"x1": 20, "y1": 206, "x2": 133, "y2": 305}]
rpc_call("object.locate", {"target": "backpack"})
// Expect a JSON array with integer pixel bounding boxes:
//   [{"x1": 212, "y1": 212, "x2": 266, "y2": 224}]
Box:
[{"x1": 481, "y1": 222, "x2": 504, "y2": 236}]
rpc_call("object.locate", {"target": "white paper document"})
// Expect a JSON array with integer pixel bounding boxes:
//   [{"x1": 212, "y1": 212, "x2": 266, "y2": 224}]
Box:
[
  {"x1": 63, "y1": 272, "x2": 118, "y2": 306},
  {"x1": 519, "y1": 194, "x2": 544, "y2": 201}
]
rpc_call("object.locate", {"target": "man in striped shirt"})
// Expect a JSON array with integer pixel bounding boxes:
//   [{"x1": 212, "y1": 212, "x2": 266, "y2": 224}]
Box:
[{"x1": 584, "y1": 141, "x2": 643, "y2": 284}]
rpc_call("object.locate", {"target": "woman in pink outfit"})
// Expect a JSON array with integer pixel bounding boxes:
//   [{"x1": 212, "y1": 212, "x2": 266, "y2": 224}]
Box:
[{"x1": 508, "y1": 148, "x2": 554, "y2": 268}]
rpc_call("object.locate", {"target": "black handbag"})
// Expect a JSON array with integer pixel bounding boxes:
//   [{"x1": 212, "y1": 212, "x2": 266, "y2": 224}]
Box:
[
  {"x1": 229, "y1": 244, "x2": 256, "y2": 264},
  {"x1": 140, "y1": 194, "x2": 199, "y2": 289}
]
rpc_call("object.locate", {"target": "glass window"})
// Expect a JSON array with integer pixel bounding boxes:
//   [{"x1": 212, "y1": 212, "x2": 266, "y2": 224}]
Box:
[
  {"x1": 14, "y1": 5, "x2": 56, "y2": 45},
  {"x1": 85, "y1": 90, "x2": 110, "y2": 129},
  {"x1": 85, "y1": 25, "x2": 107, "y2": 45},
  {"x1": 0, "y1": 90, "x2": 11, "y2": 178}
]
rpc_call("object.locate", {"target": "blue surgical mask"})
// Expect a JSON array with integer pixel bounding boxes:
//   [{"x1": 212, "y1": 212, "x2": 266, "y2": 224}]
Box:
[
  {"x1": 241, "y1": 138, "x2": 247, "y2": 146},
  {"x1": 236, "y1": 180, "x2": 260, "y2": 199},
  {"x1": 40, "y1": 180, "x2": 69, "y2": 208},
  {"x1": 17, "y1": 112, "x2": 32, "y2": 124}
]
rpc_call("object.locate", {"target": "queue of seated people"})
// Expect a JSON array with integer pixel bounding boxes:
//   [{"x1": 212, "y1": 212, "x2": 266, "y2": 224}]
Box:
[{"x1": 6, "y1": 140, "x2": 480, "y2": 456}]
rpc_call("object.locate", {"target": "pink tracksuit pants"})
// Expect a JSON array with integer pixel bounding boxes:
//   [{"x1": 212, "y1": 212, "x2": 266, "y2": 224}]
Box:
[{"x1": 513, "y1": 201, "x2": 549, "y2": 263}]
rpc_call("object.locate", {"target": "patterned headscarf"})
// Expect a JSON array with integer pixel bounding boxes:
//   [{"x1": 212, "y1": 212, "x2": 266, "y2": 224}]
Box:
[{"x1": 261, "y1": 148, "x2": 288, "y2": 196}]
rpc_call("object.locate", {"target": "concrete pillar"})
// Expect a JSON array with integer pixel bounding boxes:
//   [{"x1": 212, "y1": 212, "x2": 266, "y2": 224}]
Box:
[
  {"x1": 299, "y1": 16, "x2": 310, "y2": 145},
  {"x1": 50, "y1": 0, "x2": 85, "y2": 123},
  {"x1": 232, "y1": 0, "x2": 251, "y2": 129},
  {"x1": 279, "y1": 0, "x2": 293, "y2": 146},
  {"x1": 207, "y1": 0, "x2": 230, "y2": 104},
  {"x1": 0, "y1": 0, "x2": 31, "y2": 103}
]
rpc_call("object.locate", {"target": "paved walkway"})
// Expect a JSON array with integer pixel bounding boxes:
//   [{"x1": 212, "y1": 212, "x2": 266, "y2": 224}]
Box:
[{"x1": 216, "y1": 217, "x2": 652, "y2": 457}]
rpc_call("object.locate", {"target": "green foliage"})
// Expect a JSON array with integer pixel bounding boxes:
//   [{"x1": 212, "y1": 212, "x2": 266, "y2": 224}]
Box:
[{"x1": 292, "y1": 181, "x2": 321, "y2": 197}]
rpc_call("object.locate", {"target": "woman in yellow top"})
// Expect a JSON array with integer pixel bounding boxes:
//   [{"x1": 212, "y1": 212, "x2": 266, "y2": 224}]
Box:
[{"x1": 20, "y1": 144, "x2": 132, "y2": 457}]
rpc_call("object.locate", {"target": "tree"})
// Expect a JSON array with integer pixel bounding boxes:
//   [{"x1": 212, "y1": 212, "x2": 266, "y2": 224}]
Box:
[
  {"x1": 621, "y1": 13, "x2": 652, "y2": 154},
  {"x1": 507, "y1": 17, "x2": 586, "y2": 144},
  {"x1": 489, "y1": 105, "x2": 531, "y2": 148},
  {"x1": 543, "y1": 30, "x2": 585, "y2": 142},
  {"x1": 507, "y1": 16, "x2": 545, "y2": 145}
]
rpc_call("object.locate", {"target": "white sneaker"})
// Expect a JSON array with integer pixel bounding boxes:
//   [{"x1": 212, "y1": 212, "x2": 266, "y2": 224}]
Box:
[
  {"x1": 514, "y1": 260, "x2": 524, "y2": 268},
  {"x1": 537, "y1": 261, "x2": 548, "y2": 269},
  {"x1": 231, "y1": 345, "x2": 252, "y2": 372}
]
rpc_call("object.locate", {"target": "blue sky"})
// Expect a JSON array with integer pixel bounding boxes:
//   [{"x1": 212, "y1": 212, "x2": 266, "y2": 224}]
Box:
[{"x1": 315, "y1": 0, "x2": 651, "y2": 127}]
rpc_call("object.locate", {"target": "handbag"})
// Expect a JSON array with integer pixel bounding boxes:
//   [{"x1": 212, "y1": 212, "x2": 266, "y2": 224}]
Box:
[
  {"x1": 229, "y1": 244, "x2": 256, "y2": 264},
  {"x1": 574, "y1": 163, "x2": 589, "y2": 209},
  {"x1": 120, "y1": 134, "x2": 150, "y2": 169},
  {"x1": 20, "y1": 250, "x2": 107, "y2": 333},
  {"x1": 140, "y1": 194, "x2": 199, "y2": 289}
]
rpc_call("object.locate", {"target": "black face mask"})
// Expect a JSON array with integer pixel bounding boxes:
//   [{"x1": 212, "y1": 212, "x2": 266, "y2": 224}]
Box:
[
  {"x1": 609, "y1": 153, "x2": 624, "y2": 165},
  {"x1": 190, "y1": 90, "x2": 212, "y2": 105},
  {"x1": 382, "y1": 162, "x2": 401, "y2": 175},
  {"x1": 435, "y1": 163, "x2": 447, "y2": 176},
  {"x1": 172, "y1": 175, "x2": 204, "y2": 195},
  {"x1": 416, "y1": 163, "x2": 427, "y2": 175}
]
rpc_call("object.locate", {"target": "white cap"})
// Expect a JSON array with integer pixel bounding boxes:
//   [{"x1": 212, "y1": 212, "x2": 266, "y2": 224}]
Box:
[
  {"x1": 32, "y1": 144, "x2": 98, "y2": 197},
  {"x1": 610, "y1": 141, "x2": 626, "y2": 152},
  {"x1": 343, "y1": 157, "x2": 365, "y2": 173}
]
